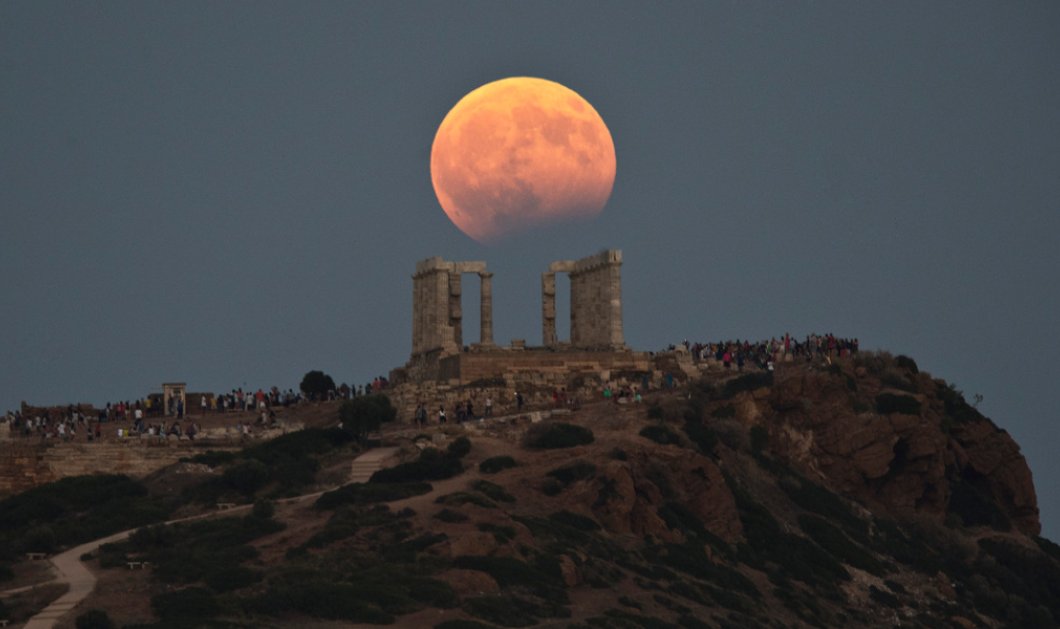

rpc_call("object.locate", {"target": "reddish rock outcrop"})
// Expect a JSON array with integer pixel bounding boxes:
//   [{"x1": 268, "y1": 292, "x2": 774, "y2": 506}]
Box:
[
  {"x1": 748, "y1": 364, "x2": 1039, "y2": 535},
  {"x1": 586, "y1": 446, "x2": 742, "y2": 543}
]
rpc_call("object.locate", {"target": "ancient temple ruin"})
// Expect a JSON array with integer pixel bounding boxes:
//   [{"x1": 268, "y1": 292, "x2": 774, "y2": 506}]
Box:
[
  {"x1": 394, "y1": 250, "x2": 648, "y2": 389},
  {"x1": 542, "y1": 249, "x2": 624, "y2": 350},
  {"x1": 410, "y1": 257, "x2": 494, "y2": 357}
]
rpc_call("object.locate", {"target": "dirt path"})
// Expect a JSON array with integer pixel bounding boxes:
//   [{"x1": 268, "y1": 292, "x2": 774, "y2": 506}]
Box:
[{"x1": 19, "y1": 447, "x2": 396, "y2": 628}]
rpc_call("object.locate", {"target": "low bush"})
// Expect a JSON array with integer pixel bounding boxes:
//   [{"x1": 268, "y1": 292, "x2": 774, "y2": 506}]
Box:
[
  {"x1": 895, "y1": 355, "x2": 919, "y2": 373},
  {"x1": 639, "y1": 424, "x2": 682, "y2": 446},
  {"x1": 0, "y1": 474, "x2": 173, "y2": 553},
  {"x1": 257, "y1": 580, "x2": 395, "y2": 623},
  {"x1": 749, "y1": 425, "x2": 768, "y2": 454},
  {"x1": 370, "y1": 447, "x2": 464, "y2": 483},
  {"x1": 478, "y1": 523, "x2": 517, "y2": 543},
  {"x1": 340, "y1": 394, "x2": 397, "y2": 439},
  {"x1": 453, "y1": 555, "x2": 567, "y2": 600},
  {"x1": 682, "y1": 419, "x2": 718, "y2": 455},
  {"x1": 798, "y1": 515, "x2": 885, "y2": 575},
  {"x1": 314, "y1": 482, "x2": 432, "y2": 510},
  {"x1": 436, "y1": 492, "x2": 497, "y2": 509},
  {"x1": 436, "y1": 621, "x2": 498, "y2": 629},
  {"x1": 447, "y1": 436, "x2": 472, "y2": 459},
  {"x1": 75, "y1": 609, "x2": 115, "y2": 629},
  {"x1": 479, "y1": 455, "x2": 517, "y2": 474},
  {"x1": 875, "y1": 393, "x2": 921, "y2": 415},
  {"x1": 151, "y1": 586, "x2": 220, "y2": 621},
  {"x1": 711, "y1": 405, "x2": 736, "y2": 418},
  {"x1": 204, "y1": 564, "x2": 263, "y2": 592},
  {"x1": 434, "y1": 508, "x2": 469, "y2": 523},
  {"x1": 183, "y1": 450, "x2": 236, "y2": 466},
  {"x1": 719, "y1": 372, "x2": 773, "y2": 399},
  {"x1": 523, "y1": 422, "x2": 594, "y2": 449},
  {"x1": 549, "y1": 510, "x2": 601, "y2": 531},
  {"x1": 472, "y1": 480, "x2": 515, "y2": 503},
  {"x1": 546, "y1": 461, "x2": 597, "y2": 486}
]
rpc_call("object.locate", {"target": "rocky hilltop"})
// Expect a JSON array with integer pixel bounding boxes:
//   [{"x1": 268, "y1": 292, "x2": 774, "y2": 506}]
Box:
[{"x1": 0, "y1": 352, "x2": 1056, "y2": 628}]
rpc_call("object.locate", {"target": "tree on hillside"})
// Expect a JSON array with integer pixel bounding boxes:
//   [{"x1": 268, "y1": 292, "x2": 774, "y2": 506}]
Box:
[
  {"x1": 300, "y1": 370, "x2": 336, "y2": 400},
  {"x1": 339, "y1": 395, "x2": 396, "y2": 440}
]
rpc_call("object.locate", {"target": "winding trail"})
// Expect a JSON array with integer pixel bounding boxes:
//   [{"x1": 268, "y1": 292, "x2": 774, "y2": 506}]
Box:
[{"x1": 18, "y1": 447, "x2": 399, "y2": 628}]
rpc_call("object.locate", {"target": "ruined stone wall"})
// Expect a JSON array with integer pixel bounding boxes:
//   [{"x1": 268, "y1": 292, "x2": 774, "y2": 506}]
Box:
[
  {"x1": 569, "y1": 249, "x2": 624, "y2": 349},
  {"x1": 411, "y1": 257, "x2": 490, "y2": 358},
  {"x1": 0, "y1": 440, "x2": 241, "y2": 498}
]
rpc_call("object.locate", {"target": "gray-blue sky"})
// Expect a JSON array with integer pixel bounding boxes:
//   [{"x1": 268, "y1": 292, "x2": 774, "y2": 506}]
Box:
[{"x1": 3, "y1": 2, "x2": 1058, "y2": 537}]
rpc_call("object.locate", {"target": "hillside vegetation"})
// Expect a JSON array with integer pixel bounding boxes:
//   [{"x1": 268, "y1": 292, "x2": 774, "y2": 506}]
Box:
[{"x1": 1, "y1": 353, "x2": 1056, "y2": 628}]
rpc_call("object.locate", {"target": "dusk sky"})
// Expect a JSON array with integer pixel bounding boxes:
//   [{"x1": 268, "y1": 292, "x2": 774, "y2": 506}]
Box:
[{"x1": 3, "y1": 3, "x2": 1058, "y2": 538}]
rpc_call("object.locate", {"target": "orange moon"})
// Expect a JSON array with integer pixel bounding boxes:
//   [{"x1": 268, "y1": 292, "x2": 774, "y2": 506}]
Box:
[{"x1": 431, "y1": 77, "x2": 616, "y2": 243}]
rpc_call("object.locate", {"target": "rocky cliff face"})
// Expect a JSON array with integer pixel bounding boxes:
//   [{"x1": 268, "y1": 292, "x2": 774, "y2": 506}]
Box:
[{"x1": 732, "y1": 356, "x2": 1040, "y2": 535}]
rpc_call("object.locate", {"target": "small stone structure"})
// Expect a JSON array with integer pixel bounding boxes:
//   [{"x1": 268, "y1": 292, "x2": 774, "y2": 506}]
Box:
[{"x1": 162, "y1": 382, "x2": 187, "y2": 417}]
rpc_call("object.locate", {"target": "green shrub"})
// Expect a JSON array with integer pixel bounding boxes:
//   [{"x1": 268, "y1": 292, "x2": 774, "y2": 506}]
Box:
[
  {"x1": 647, "y1": 403, "x2": 664, "y2": 420},
  {"x1": 719, "y1": 372, "x2": 773, "y2": 398},
  {"x1": 453, "y1": 555, "x2": 567, "y2": 600},
  {"x1": 881, "y1": 369, "x2": 918, "y2": 393},
  {"x1": 315, "y1": 482, "x2": 432, "y2": 509},
  {"x1": 472, "y1": 480, "x2": 515, "y2": 503},
  {"x1": 869, "y1": 585, "x2": 900, "y2": 608},
  {"x1": 546, "y1": 461, "x2": 597, "y2": 486},
  {"x1": 479, "y1": 456, "x2": 517, "y2": 474},
  {"x1": 252, "y1": 498, "x2": 275, "y2": 520},
  {"x1": 895, "y1": 355, "x2": 919, "y2": 374},
  {"x1": 935, "y1": 380, "x2": 986, "y2": 426},
  {"x1": 778, "y1": 476, "x2": 866, "y2": 539},
  {"x1": 434, "y1": 508, "x2": 469, "y2": 523},
  {"x1": 549, "y1": 510, "x2": 601, "y2": 531},
  {"x1": 340, "y1": 394, "x2": 396, "y2": 439},
  {"x1": 639, "y1": 424, "x2": 682, "y2": 446},
  {"x1": 711, "y1": 405, "x2": 736, "y2": 418},
  {"x1": 371, "y1": 448, "x2": 463, "y2": 483},
  {"x1": 875, "y1": 393, "x2": 920, "y2": 415},
  {"x1": 749, "y1": 425, "x2": 768, "y2": 454},
  {"x1": 204, "y1": 564, "x2": 262, "y2": 592},
  {"x1": 436, "y1": 492, "x2": 497, "y2": 509},
  {"x1": 523, "y1": 422, "x2": 594, "y2": 449},
  {"x1": 682, "y1": 419, "x2": 717, "y2": 455},
  {"x1": 436, "y1": 620, "x2": 498, "y2": 629},
  {"x1": 798, "y1": 515, "x2": 884, "y2": 575},
  {"x1": 75, "y1": 609, "x2": 115, "y2": 629},
  {"x1": 185, "y1": 450, "x2": 236, "y2": 466},
  {"x1": 447, "y1": 436, "x2": 472, "y2": 459},
  {"x1": 0, "y1": 474, "x2": 172, "y2": 552},
  {"x1": 151, "y1": 586, "x2": 220, "y2": 620},
  {"x1": 478, "y1": 523, "x2": 517, "y2": 543},
  {"x1": 259, "y1": 580, "x2": 395, "y2": 622},
  {"x1": 463, "y1": 594, "x2": 565, "y2": 627},
  {"x1": 300, "y1": 370, "x2": 336, "y2": 398},
  {"x1": 222, "y1": 459, "x2": 270, "y2": 495}
]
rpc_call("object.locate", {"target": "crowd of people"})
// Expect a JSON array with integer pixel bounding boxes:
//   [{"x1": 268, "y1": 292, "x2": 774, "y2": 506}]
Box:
[{"x1": 675, "y1": 333, "x2": 859, "y2": 371}]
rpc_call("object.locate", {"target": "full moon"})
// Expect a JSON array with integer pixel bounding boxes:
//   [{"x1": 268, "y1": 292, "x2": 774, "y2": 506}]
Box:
[{"x1": 431, "y1": 77, "x2": 616, "y2": 243}]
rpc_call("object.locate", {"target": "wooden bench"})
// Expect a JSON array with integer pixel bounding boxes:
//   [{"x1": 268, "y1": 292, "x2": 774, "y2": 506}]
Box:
[
  {"x1": 126, "y1": 561, "x2": 143, "y2": 570},
  {"x1": 216, "y1": 502, "x2": 236, "y2": 510},
  {"x1": 25, "y1": 552, "x2": 46, "y2": 561},
  {"x1": 1, "y1": 617, "x2": 10, "y2": 626}
]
